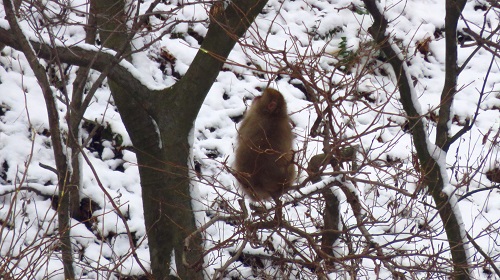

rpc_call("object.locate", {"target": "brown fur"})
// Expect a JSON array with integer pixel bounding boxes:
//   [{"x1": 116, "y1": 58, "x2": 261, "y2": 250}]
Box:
[{"x1": 234, "y1": 88, "x2": 295, "y2": 201}]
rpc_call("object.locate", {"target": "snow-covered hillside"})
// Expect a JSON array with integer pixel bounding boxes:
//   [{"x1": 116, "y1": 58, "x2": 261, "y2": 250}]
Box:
[{"x1": 0, "y1": 0, "x2": 499, "y2": 279}]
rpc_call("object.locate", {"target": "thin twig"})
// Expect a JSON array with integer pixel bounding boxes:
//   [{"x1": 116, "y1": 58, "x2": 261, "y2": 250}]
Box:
[{"x1": 466, "y1": 232, "x2": 500, "y2": 278}]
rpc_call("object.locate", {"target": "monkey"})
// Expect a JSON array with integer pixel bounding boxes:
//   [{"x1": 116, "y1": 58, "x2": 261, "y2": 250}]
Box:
[{"x1": 234, "y1": 88, "x2": 295, "y2": 201}]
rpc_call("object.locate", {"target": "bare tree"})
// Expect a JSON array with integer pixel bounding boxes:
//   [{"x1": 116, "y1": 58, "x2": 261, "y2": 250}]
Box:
[
  {"x1": 361, "y1": 0, "x2": 470, "y2": 278},
  {"x1": 0, "y1": 0, "x2": 269, "y2": 278},
  {"x1": 187, "y1": 0, "x2": 500, "y2": 279},
  {"x1": 0, "y1": 0, "x2": 499, "y2": 279}
]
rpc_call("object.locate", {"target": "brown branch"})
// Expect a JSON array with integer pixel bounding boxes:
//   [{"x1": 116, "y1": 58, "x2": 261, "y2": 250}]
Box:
[
  {"x1": 78, "y1": 141, "x2": 152, "y2": 278},
  {"x1": 444, "y1": 50, "x2": 495, "y2": 151},
  {"x1": 436, "y1": 0, "x2": 467, "y2": 151},
  {"x1": 3, "y1": 0, "x2": 75, "y2": 278},
  {"x1": 459, "y1": 24, "x2": 500, "y2": 73},
  {"x1": 466, "y1": 232, "x2": 500, "y2": 277},
  {"x1": 0, "y1": 186, "x2": 47, "y2": 197},
  {"x1": 463, "y1": 27, "x2": 500, "y2": 58},
  {"x1": 361, "y1": 0, "x2": 470, "y2": 278},
  {"x1": 0, "y1": 25, "x2": 162, "y2": 102}
]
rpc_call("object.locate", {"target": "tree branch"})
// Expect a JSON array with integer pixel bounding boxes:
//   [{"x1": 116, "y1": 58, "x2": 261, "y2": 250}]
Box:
[
  {"x1": 466, "y1": 232, "x2": 500, "y2": 278},
  {"x1": 2, "y1": 0, "x2": 75, "y2": 278},
  {"x1": 169, "y1": 0, "x2": 269, "y2": 122},
  {"x1": 436, "y1": 0, "x2": 467, "y2": 151},
  {"x1": 0, "y1": 26, "x2": 162, "y2": 103},
  {"x1": 361, "y1": 1, "x2": 470, "y2": 278}
]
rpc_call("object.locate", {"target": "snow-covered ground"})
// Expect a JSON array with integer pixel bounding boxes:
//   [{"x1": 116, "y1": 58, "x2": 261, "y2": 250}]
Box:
[{"x1": 0, "y1": 0, "x2": 499, "y2": 279}]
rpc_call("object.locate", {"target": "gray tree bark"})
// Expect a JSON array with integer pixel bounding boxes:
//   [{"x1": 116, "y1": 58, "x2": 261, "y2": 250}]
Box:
[
  {"x1": 2, "y1": 0, "x2": 75, "y2": 278},
  {"x1": 0, "y1": 0, "x2": 268, "y2": 278},
  {"x1": 91, "y1": 0, "x2": 270, "y2": 278},
  {"x1": 362, "y1": 0, "x2": 470, "y2": 279}
]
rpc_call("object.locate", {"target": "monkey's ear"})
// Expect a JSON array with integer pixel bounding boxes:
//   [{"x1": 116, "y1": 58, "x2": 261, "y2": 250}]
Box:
[{"x1": 267, "y1": 101, "x2": 277, "y2": 112}]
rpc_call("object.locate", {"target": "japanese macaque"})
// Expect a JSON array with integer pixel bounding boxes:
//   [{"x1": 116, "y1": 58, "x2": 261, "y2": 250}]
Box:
[{"x1": 234, "y1": 88, "x2": 295, "y2": 201}]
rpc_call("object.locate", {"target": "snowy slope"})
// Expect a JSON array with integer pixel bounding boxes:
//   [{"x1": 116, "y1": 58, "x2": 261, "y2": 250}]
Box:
[{"x1": 0, "y1": 0, "x2": 499, "y2": 279}]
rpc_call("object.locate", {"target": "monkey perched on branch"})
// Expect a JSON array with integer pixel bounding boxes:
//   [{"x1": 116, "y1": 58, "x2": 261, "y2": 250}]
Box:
[{"x1": 234, "y1": 88, "x2": 295, "y2": 201}]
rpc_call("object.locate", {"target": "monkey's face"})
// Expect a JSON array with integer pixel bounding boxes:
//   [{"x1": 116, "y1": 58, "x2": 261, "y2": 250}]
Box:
[{"x1": 247, "y1": 88, "x2": 287, "y2": 117}]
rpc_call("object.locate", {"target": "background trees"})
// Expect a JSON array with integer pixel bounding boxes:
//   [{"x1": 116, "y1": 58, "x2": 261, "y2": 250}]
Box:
[
  {"x1": 0, "y1": 0, "x2": 499, "y2": 279},
  {"x1": 0, "y1": 0, "x2": 268, "y2": 278}
]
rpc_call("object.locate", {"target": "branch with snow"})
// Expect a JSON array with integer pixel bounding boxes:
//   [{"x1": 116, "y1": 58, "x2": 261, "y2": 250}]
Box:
[
  {"x1": 0, "y1": 23, "x2": 165, "y2": 101},
  {"x1": 361, "y1": 0, "x2": 471, "y2": 278}
]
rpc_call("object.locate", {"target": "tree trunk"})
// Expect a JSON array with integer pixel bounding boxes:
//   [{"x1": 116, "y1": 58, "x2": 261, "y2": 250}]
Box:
[
  {"x1": 362, "y1": 1, "x2": 470, "y2": 279},
  {"x1": 94, "y1": 0, "x2": 269, "y2": 278},
  {"x1": 66, "y1": 0, "x2": 97, "y2": 222},
  {"x1": 2, "y1": 0, "x2": 75, "y2": 278},
  {"x1": 436, "y1": 0, "x2": 467, "y2": 151}
]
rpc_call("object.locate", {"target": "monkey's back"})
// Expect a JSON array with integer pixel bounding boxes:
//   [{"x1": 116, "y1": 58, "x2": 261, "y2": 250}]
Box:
[{"x1": 234, "y1": 113, "x2": 295, "y2": 200}]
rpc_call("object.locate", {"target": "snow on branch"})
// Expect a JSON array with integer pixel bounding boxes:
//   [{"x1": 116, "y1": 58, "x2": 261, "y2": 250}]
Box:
[{"x1": 0, "y1": 23, "x2": 166, "y2": 99}]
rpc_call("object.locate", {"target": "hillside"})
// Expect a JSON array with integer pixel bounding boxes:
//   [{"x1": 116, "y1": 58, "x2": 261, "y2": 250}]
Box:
[{"x1": 0, "y1": 0, "x2": 499, "y2": 279}]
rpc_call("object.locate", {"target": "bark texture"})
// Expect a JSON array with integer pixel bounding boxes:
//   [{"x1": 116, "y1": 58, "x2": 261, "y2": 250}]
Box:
[{"x1": 362, "y1": 1, "x2": 469, "y2": 279}]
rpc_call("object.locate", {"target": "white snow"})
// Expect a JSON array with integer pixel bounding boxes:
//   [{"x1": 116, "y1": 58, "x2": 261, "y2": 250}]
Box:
[{"x1": 0, "y1": 0, "x2": 499, "y2": 279}]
